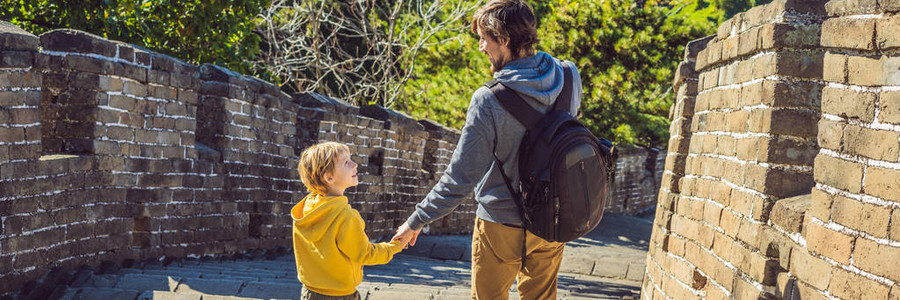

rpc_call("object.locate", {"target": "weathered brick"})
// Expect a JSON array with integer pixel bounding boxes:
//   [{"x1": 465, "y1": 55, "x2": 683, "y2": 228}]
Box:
[
  {"x1": 710, "y1": 181, "x2": 733, "y2": 207},
  {"x1": 821, "y1": 18, "x2": 876, "y2": 50},
  {"x1": 877, "y1": 14, "x2": 900, "y2": 51},
  {"x1": 732, "y1": 275, "x2": 763, "y2": 299},
  {"x1": 830, "y1": 268, "x2": 891, "y2": 300},
  {"x1": 822, "y1": 86, "x2": 876, "y2": 122},
  {"x1": 9, "y1": 108, "x2": 38, "y2": 124},
  {"x1": 0, "y1": 127, "x2": 24, "y2": 143},
  {"x1": 832, "y1": 195, "x2": 890, "y2": 238},
  {"x1": 123, "y1": 81, "x2": 147, "y2": 97},
  {"x1": 769, "y1": 109, "x2": 819, "y2": 138},
  {"x1": 865, "y1": 166, "x2": 900, "y2": 202},
  {"x1": 0, "y1": 51, "x2": 35, "y2": 68},
  {"x1": 814, "y1": 154, "x2": 863, "y2": 193},
  {"x1": 854, "y1": 238, "x2": 900, "y2": 282},
  {"x1": 748, "y1": 109, "x2": 771, "y2": 134},
  {"x1": 882, "y1": 0, "x2": 900, "y2": 12},
  {"x1": 764, "y1": 23, "x2": 821, "y2": 49},
  {"x1": 882, "y1": 91, "x2": 900, "y2": 125},
  {"x1": 823, "y1": 52, "x2": 848, "y2": 83},
  {"x1": 738, "y1": 26, "x2": 759, "y2": 56},
  {"x1": 763, "y1": 168, "x2": 814, "y2": 199},
  {"x1": 762, "y1": 136, "x2": 817, "y2": 166},
  {"x1": 706, "y1": 41, "x2": 723, "y2": 67},
  {"x1": 808, "y1": 188, "x2": 834, "y2": 222},
  {"x1": 847, "y1": 55, "x2": 883, "y2": 86},
  {"x1": 842, "y1": 124, "x2": 900, "y2": 161},
  {"x1": 825, "y1": 0, "x2": 878, "y2": 16},
  {"x1": 790, "y1": 248, "x2": 833, "y2": 290},
  {"x1": 722, "y1": 36, "x2": 739, "y2": 62},
  {"x1": 770, "y1": 194, "x2": 809, "y2": 233},
  {"x1": 894, "y1": 209, "x2": 900, "y2": 241},
  {"x1": 39, "y1": 29, "x2": 117, "y2": 57},
  {"x1": 807, "y1": 221, "x2": 854, "y2": 265},
  {"x1": 775, "y1": 50, "x2": 824, "y2": 79},
  {"x1": 885, "y1": 56, "x2": 900, "y2": 86},
  {"x1": 817, "y1": 118, "x2": 843, "y2": 152}
]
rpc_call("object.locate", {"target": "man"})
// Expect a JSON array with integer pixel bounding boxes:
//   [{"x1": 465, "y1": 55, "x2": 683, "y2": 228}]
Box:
[{"x1": 392, "y1": 0, "x2": 583, "y2": 299}]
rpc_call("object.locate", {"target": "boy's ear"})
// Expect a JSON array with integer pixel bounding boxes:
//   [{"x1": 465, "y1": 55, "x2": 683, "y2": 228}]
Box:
[{"x1": 324, "y1": 171, "x2": 334, "y2": 183}]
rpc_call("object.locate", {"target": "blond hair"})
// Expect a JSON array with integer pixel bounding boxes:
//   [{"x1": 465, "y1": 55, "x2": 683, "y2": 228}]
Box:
[{"x1": 298, "y1": 142, "x2": 350, "y2": 195}]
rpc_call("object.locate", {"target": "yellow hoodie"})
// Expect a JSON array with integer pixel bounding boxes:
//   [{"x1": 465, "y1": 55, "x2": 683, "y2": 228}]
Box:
[{"x1": 291, "y1": 193, "x2": 403, "y2": 296}]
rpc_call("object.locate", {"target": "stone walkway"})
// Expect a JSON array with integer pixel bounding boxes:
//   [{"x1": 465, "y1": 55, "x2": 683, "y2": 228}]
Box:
[{"x1": 52, "y1": 213, "x2": 652, "y2": 300}]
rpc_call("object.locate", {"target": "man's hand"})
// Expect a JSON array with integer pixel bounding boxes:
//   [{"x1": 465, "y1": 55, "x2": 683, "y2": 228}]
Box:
[{"x1": 392, "y1": 222, "x2": 421, "y2": 249}]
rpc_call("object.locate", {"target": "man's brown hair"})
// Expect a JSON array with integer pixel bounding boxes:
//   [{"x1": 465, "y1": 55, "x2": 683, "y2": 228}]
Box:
[{"x1": 471, "y1": 0, "x2": 538, "y2": 57}]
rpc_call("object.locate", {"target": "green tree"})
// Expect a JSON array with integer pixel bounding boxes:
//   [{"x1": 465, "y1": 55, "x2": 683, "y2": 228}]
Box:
[
  {"x1": 539, "y1": 0, "x2": 717, "y2": 147},
  {"x1": 405, "y1": 0, "x2": 718, "y2": 147},
  {"x1": 0, "y1": 0, "x2": 266, "y2": 75}
]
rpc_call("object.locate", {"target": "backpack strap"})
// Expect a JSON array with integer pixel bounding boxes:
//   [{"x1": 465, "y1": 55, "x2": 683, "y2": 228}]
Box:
[
  {"x1": 488, "y1": 83, "x2": 543, "y2": 130},
  {"x1": 554, "y1": 63, "x2": 574, "y2": 113},
  {"x1": 488, "y1": 64, "x2": 574, "y2": 130}
]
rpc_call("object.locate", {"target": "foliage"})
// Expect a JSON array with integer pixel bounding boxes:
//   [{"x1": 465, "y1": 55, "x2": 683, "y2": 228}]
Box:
[
  {"x1": 405, "y1": 0, "x2": 719, "y2": 147},
  {"x1": 0, "y1": 0, "x2": 267, "y2": 75},
  {"x1": 537, "y1": 0, "x2": 718, "y2": 147},
  {"x1": 714, "y1": 0, "x2": 771, "y2": 20},
  {"x1": 400, "y1": 13, "x2": 489, "y2": 129}
]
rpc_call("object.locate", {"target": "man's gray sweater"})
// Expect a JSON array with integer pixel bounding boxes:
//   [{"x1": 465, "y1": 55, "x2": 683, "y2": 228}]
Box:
[{"x1": 406, "y1": 51, "x2": 583, "y2": 230}]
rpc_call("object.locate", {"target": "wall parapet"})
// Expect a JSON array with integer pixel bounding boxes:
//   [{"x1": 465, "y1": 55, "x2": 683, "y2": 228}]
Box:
[
  {"x1": 0, "y1": 22, "x2": 466, "y2": 295},
  {"x1": 643, "y1": 0, "x2": 900, "y2": 299}
]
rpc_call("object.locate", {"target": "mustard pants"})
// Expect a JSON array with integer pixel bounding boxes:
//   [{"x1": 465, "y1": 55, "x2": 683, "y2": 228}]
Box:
[{"x1": 471, "y1": 218, "x2": 566, "y2": 300}]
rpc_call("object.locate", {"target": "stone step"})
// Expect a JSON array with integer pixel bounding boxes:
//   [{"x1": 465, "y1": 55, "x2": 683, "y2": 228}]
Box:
[
  {"x1": 59, "y1": 287, "x2": 141, "y2": 300},
  {"x1": 235, "y1": 282, "x2": 301, "y2": 299},
  {"x1": 137, "y1": 290, "x2": 202, "y2": 300},
  {"x1": 114, "y1": 274, "x2": 182, "y2": 292},
  {"x1": 173, "y1": 278, "x2": 246, "y2": 296},
  {"x1": 136, "y1": 268, "x2": 263, "y2": 283},
  {"x1": 155, "y1": 263, "x2": 294, "y2": 277},
  {"x1": 163, "y1": 265, "x2": 295, "y2": 278}
]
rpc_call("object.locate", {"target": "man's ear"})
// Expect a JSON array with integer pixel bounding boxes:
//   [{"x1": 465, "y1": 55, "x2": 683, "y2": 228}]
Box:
[{"x1": 498, "y1": 36, "x2": 510, "y2": 47}]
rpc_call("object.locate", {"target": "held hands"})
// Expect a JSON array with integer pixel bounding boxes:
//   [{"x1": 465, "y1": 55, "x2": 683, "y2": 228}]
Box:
[{"x1": 391, "y1": 222, "x2": 421, "y2": 250}]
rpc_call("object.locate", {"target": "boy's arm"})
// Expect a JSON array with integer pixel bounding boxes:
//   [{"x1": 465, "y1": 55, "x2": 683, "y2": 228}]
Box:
[{"x1": 336, "y1": 209, "x2": 404, "y2": 266}]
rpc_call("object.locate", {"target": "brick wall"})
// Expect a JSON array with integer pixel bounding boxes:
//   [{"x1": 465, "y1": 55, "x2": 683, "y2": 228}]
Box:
[
  {"x1": 609, "y1": 146, "x2": 665, "y2": 215},
  {"x1": 643, "y1": 0, "x2": 900, "y2": 299},
  {"x1": 0, "y1": 23, "x2": 464, "y2": 295},
  {"x1": 810, "y1": 0, "x2": 900, "y2": 298}
]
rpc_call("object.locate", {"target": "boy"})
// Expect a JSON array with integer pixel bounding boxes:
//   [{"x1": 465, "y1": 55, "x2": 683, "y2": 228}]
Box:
[{"x1": 292, "y1": 142, "x2": 407, "y2": 299}]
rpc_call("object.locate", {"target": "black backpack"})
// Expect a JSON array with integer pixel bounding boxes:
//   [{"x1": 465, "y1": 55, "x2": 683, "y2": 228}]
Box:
[{"x1": 487, "y1": 65, "x2": 616, "y2": 243}]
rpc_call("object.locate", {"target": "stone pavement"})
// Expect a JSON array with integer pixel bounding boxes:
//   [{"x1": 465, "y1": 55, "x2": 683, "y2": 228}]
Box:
[{"x1": 50, "y1": 213, "x2": 652, "y2": 300}]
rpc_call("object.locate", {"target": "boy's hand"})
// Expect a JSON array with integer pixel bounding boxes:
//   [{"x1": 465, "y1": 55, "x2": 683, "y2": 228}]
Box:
[{"x1": 392, "y1": 222, "x2": 421, "y2": 249}]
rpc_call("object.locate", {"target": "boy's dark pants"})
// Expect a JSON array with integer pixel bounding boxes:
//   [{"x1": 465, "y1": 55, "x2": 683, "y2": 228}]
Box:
[{"x1": 301, "y1": 287, "x2": 360, "y2": 300}]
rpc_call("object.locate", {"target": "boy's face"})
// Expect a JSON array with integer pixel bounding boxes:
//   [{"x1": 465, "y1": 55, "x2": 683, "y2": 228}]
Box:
[{"x1": 326, "y1": 151, "x2": 359, "y2": 194}]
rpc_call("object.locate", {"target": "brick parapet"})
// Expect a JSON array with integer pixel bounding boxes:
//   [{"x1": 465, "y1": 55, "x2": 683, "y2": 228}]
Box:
[
  {"x1": 646, "y1": 0, "x2": 900, "y2": 299},
  {"x1": 810, "y1": 1, "x2": 900, "y2": 299},
  {"x1": 609, "y1": 146, "x2": 665, "y2": 215},
  {"x1": 644, "y1": 0, "x2": 832, "y2": 298},
  {"x1": 0, "y1": 24, "x2": 470, "y2": 295},
  {"x1": 0, "y1": 21, "x2": 41, "y2": 163}
]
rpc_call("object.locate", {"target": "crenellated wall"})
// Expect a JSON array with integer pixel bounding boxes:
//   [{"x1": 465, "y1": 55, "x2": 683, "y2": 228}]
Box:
[
  {"x1": 643, "y1": 0, "x2": 900, "y2": 299},
  {"x1": 0, "y1": 23, "x2": 468, "y2": 294},
  {"x1": 610, "y1": 146, "x2": 666, "y2": 215},
  {"x1": 0, "y1": 19, "x2": 664, "y2": 296}
]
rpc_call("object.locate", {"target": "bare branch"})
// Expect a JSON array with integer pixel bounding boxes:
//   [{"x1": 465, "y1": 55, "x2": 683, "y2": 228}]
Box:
[{"x1": 254, "y1": 0, "x2": 481, "y2": 108}]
